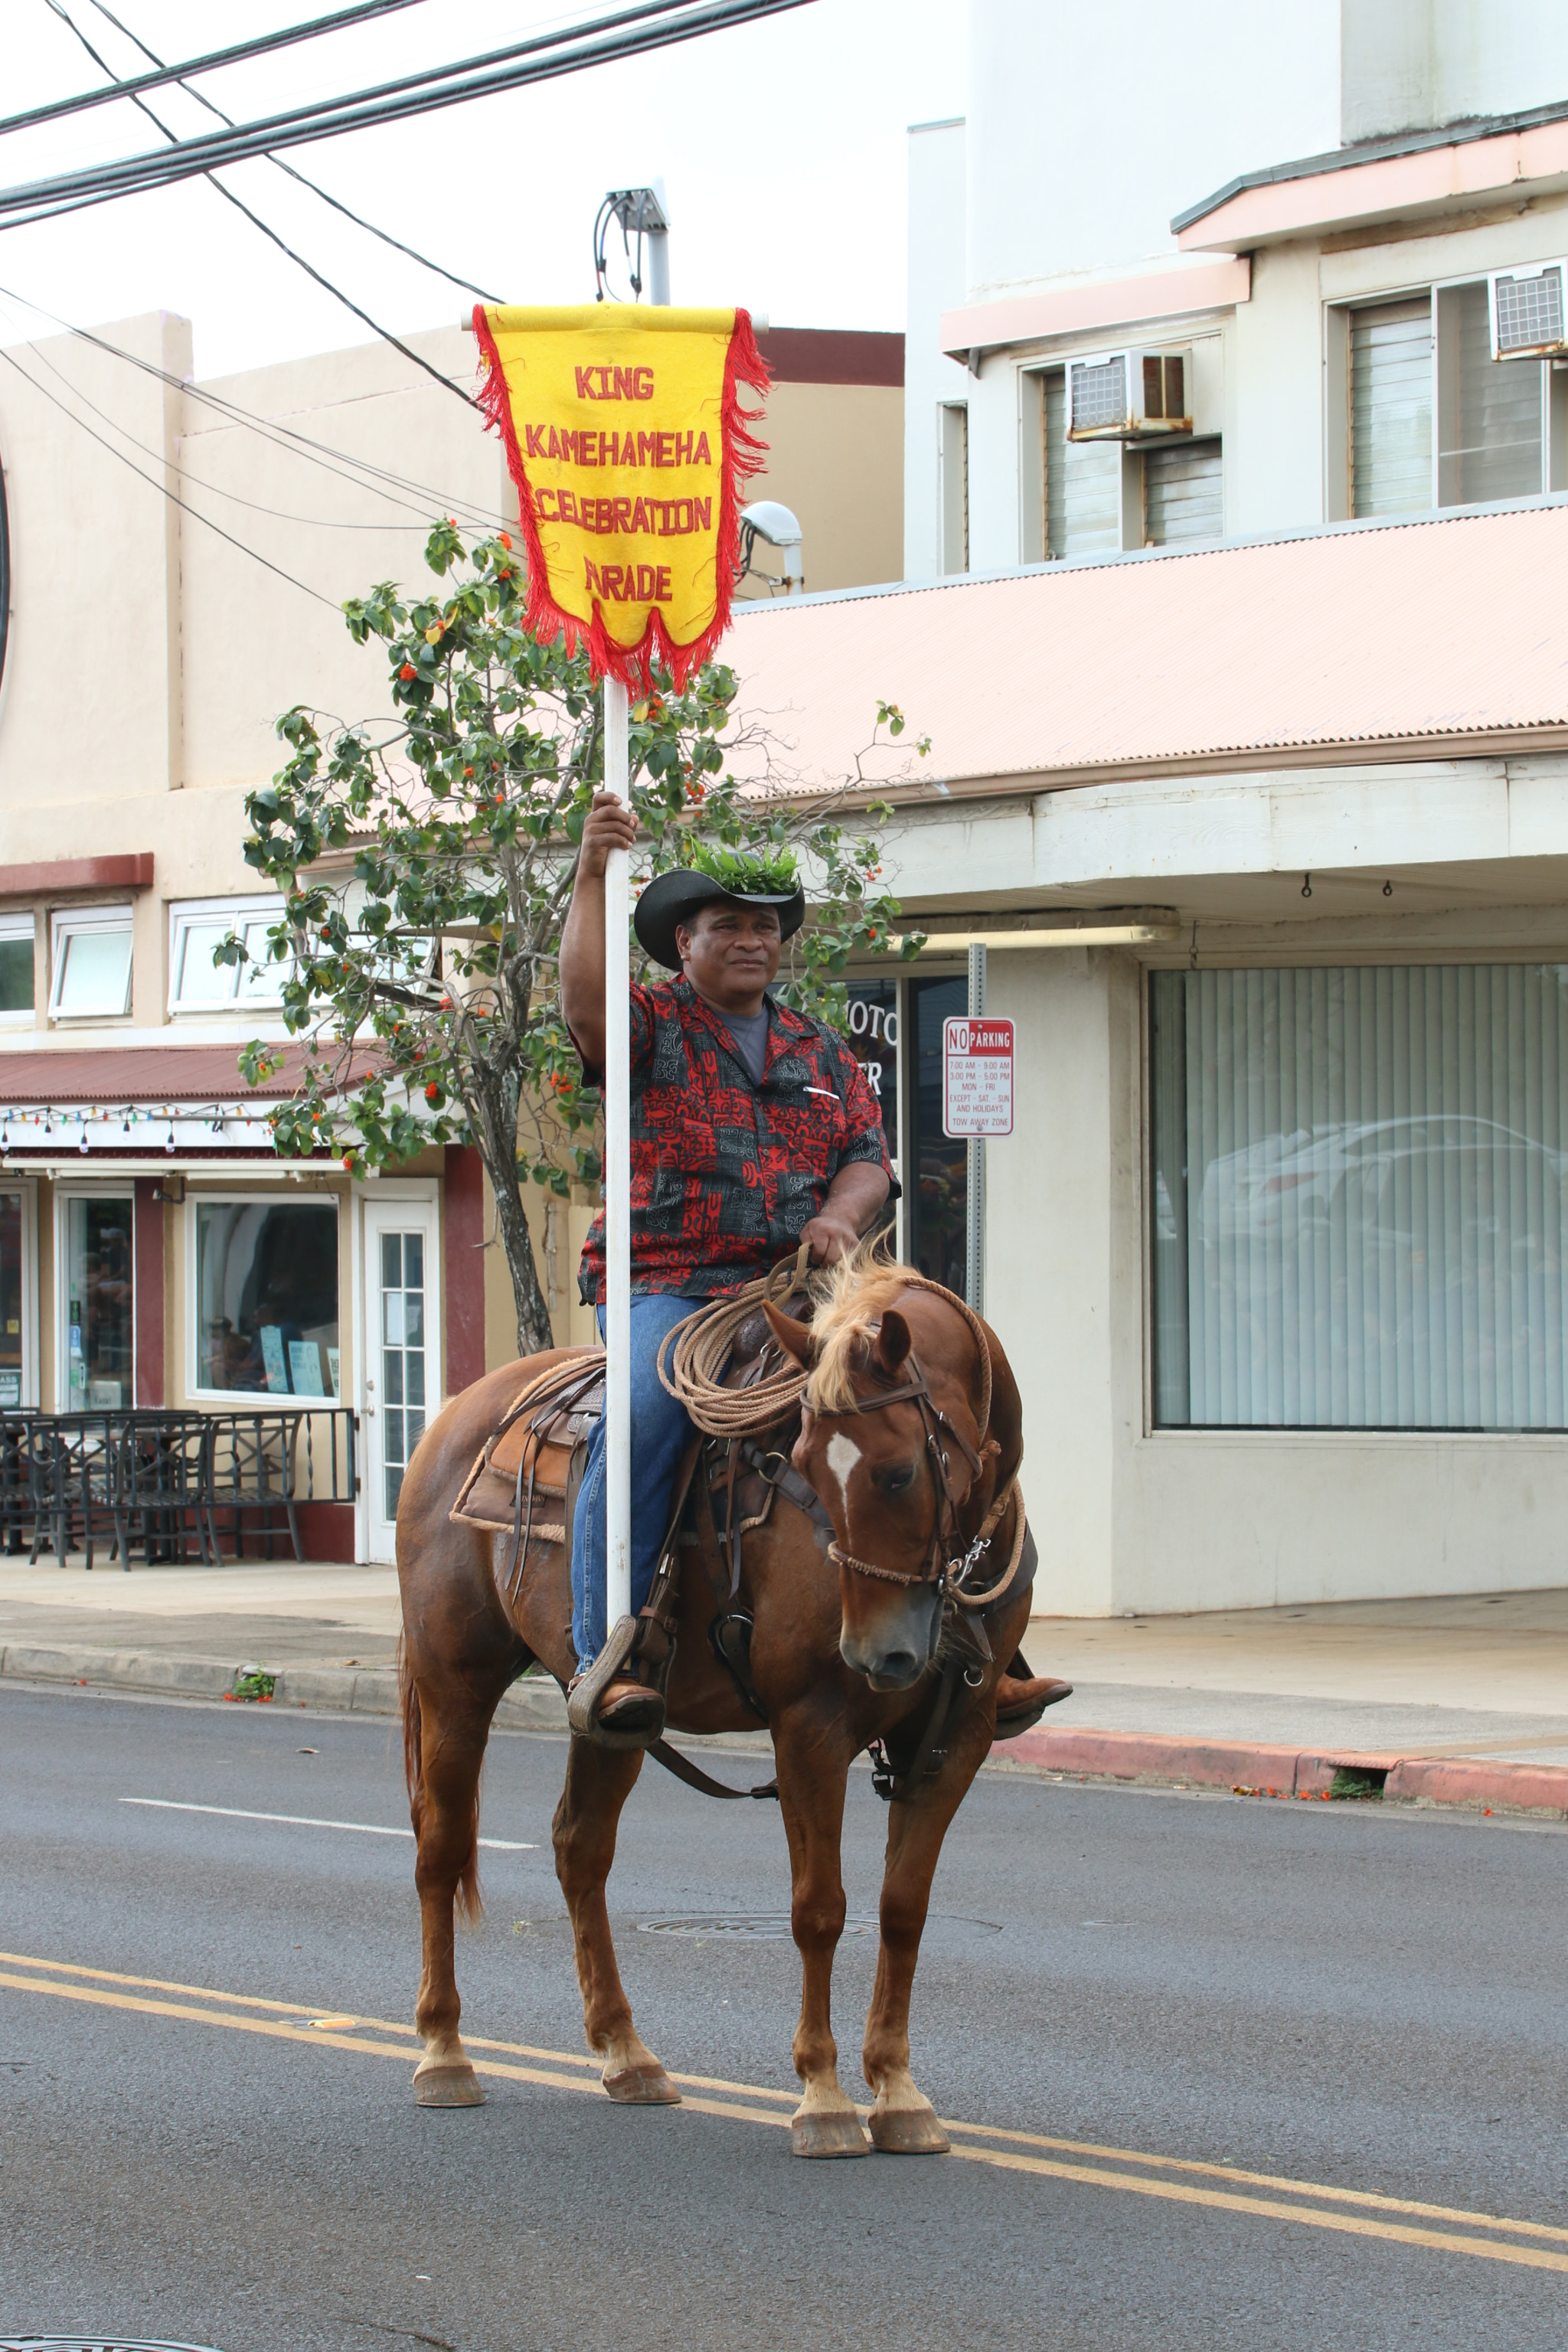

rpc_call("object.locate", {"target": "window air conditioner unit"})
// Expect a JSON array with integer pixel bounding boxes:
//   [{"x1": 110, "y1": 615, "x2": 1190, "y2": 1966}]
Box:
[
  {"x1": 1489, "y1": 262, "x2": 1568, "y2": 360},
  {"x1": 1067, "y1": 348, "x2": 1193, "y2": 441}
]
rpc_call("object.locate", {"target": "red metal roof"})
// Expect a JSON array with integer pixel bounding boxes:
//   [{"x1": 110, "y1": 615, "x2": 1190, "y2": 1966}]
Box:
[
  {"x1": 0, "y1": 1044, "x2": 308, "y2": 1107},
  {"x1": 726, "y1": 502, "x2": 1568, "y2": 795}
]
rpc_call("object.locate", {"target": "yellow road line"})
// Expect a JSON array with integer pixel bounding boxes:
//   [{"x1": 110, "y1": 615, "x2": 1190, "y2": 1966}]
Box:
[{"x1": 2, "y1": 1955, "x2": 1564, "y2": 2275}]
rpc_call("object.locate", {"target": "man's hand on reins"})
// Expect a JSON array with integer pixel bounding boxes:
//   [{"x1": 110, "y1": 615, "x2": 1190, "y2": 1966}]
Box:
[{"x1": 801, "y1": 1161, "x2": 891, "y2": 1265}]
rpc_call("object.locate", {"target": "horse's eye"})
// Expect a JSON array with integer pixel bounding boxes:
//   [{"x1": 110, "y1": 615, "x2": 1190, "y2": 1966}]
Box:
[{"x1": 877, "y1": 1463, "x2": 916, "y2": 1494}]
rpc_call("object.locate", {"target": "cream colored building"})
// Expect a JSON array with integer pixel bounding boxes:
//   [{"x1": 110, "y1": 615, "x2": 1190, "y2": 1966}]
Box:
[{"x1": 0, "y1": 311, "x2": 903, "y2": 1561}]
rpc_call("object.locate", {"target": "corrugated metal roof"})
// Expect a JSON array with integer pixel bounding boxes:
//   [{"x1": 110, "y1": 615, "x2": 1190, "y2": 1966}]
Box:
[
  {"x1": 725, "y1": 501, "x2": 1568, "y2": 795},
  {"x1": 0, "y1": 1044, "x2": 312, "y2": 1107}
]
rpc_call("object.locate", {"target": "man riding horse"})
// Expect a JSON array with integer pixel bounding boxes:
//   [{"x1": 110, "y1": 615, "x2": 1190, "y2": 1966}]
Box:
[{"x1": 559, "y1": 790, "x2": 896, "y2": 1741}]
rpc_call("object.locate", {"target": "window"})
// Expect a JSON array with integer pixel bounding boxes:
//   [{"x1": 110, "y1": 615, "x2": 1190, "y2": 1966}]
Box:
[
  {"x1": 1350, "y1": 299, "x2": 1432, "y2": 517},
  {"x1": 59, "y1": 1191, "x2": 133, "y2": 1410},
  {"x1": 843, "y1": 982, "x2": 900, "y2": 1142},
  {"x1": 1347, "y1": 282, "x2": 1553, "y2": 519},
  {"x1": 0, "y1": 914, "x2": 33, "y2": 1024},
  {"x1": 1436, "y1": 280, "x2": 1542, "y2": 507},
  {"x1": 1024, "y1": 367, "x2": 1217, "y2": 557},
  {"x1": 192, "y1": 1197, "x2": 341, "y2": 1398},
  {"x1": 1144, "y1": 439, "x2": 1223, "y2": 545},
  {"x1": 0, "y1": 1186, "x2": 34, "y2": 1408},
  {"x1": 1151, "y1": 965, "x2": 1568, "y2": 1430},
  {"x1": 906, "y1": 975, "x2": 969, "y2": 1291},
  {"x1": 50, "y1": 906, "x2": 132, "y2": 1018},
  {"x1": 169, "y1": 897, "x2": 289, "y2": 1013},
  {"x1": 939, "y1": 403, "x2": 969, "y2": 573}
]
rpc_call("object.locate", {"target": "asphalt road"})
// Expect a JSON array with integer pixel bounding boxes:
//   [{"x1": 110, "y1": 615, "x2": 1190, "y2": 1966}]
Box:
[{"x1": 2, "y1": 1684, "x2": 1566, "y2": 2352}]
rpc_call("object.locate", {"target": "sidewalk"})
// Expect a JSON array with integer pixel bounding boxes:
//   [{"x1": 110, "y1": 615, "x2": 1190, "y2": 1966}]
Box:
[{"x1": 2, "y1": 1558, "x2": 1566, "y2": 1812}]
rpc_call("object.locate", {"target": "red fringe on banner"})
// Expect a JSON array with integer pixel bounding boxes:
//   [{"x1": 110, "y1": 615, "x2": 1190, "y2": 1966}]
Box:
[{"x1": 472, "y1": 305, "x2": 769, "y2": 694}]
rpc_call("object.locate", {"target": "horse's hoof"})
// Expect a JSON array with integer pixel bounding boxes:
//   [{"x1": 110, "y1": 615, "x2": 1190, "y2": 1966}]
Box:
[
  {"x1": 868, "y1": 2101, "x2": 950, "y2": 2154},
  {"x1": 603, "y1": 2061, "x2": 681, "y2": 2105},
  {"x1": 791, "y1": 2109, "x2": 871, "y2": 2158},
  {"x1": 413, "y1": 2060, "x2": 485, "y2": 2108}
]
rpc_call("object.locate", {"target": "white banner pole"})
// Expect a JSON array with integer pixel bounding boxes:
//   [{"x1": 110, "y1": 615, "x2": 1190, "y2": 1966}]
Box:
[{"x1": 603, "y1": 675, "x2": 632, "y2": 1629}]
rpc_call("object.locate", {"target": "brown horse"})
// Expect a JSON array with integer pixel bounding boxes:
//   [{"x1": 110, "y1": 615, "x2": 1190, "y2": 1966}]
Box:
[{"x1": 396, "y1": 1256, "x2": 1035, "y2": 2157}]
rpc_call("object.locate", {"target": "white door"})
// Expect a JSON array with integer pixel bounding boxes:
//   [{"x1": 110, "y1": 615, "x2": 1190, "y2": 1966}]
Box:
[{"x1": 361, "y1": 1196, "x2": 440, "y2": 1564}]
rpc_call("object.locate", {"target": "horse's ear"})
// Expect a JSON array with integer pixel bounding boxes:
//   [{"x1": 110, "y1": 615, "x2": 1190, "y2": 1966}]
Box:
[
  {"x1": 763, "y1": 1300, "x2": 817, "y2": 1367},
  {"x1": 874, "y1": 1308, "x2": 913, "y2": 1374}
]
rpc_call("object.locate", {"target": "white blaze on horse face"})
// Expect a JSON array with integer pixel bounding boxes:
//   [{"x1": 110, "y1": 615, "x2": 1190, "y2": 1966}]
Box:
[{"x1": 825, "y1": 1432, "x2": 862, "y2": 1520}]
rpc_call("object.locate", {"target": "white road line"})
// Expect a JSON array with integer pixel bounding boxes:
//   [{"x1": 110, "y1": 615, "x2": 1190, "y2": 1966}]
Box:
[{"x1": 120, "y1": 1798, "x2": 535, "y2": 1850}]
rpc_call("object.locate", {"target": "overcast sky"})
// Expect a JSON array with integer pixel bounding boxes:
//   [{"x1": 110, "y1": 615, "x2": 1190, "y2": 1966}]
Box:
[{"x1": 0, "y1": 0, "x2": 965, "y2": 379}]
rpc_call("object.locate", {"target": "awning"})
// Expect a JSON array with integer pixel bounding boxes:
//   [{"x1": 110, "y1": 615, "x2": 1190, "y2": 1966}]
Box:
[{"x1": 724, "y1": 501, "x2": 1568, "y2": 797}]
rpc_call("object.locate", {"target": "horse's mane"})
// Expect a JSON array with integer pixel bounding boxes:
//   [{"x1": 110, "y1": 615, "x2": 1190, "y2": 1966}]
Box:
[{"x1": 805, "y1": 1238, "x2": 916, "y2": 1414}]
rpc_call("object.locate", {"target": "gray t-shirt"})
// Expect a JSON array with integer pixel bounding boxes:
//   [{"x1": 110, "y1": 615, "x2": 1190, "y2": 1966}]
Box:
[{"x1": 722, "y1": 1004, "x2": 771, "y2": 1084}]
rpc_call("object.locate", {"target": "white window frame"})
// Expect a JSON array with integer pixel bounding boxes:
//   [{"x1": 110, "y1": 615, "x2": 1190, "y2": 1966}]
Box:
[
  {"x1": 1331, "y1": 270, "x2": 1566, "y2": 522},
  {"x1": 54, "y1": 1181, "x2": 134, "y2": 1413},
  {"x1": 0, "y1": 912, "x2": 35, "y2": 1029},
  {"x1": 48, "y1": 904, "x2": 133, "y2": 1021},
  {"x1": 168, "y1": 894, "x2": 290, "y2": 1015},
  {"x1": 185, "y1": 1188, "x2": 345, "y2": 1405},
  {"x1": 0, "y1": 1176, "x2": 40, "y2": 1409}
]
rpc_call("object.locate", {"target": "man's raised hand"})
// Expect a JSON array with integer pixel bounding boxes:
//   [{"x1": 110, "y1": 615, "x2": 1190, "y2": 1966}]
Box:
[{"x1": 578, "y1": 791, "x2": 639, "y2": 879}]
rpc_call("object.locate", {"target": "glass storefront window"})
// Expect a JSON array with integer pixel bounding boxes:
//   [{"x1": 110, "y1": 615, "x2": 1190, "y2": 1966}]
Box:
[
  {"x1": 0, "y1": 1192, "x2": 24, "y2": 1408},
  {"x1": 908, "y1": 975, "x2": 968, "y2": 1291},
  {"x1": 1152, "y1": 965, "x2": 1568, "y2": 1430},
  {"x1": 63, "y1": 1195, "x2": 133, "y2": 1410},
  {"x1": 194, "y1": 1200, "x2": 340, "y2": 1396},
  {"x1": 843, "y1": 980, "x2": 900, "y2": 1148}
]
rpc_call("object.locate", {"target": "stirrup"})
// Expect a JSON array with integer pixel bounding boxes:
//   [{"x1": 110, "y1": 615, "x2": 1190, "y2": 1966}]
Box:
[{"x1": 567, "y1": 1615, "x2": 666, "y2": 1749}]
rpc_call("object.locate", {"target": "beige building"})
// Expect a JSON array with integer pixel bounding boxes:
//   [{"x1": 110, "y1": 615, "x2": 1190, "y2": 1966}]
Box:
[{"x1": 0, "y1": 311, "x2": 902, "y2": 1561}]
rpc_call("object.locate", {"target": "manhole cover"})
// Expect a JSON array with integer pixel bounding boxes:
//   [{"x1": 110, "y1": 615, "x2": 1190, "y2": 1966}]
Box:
[
  {"x1": 636, "y1": 1913, "x2": 878, "y2": 1939},
  {"x1": 635, "y1": 1913, "x2": 1002, "y2": 1941}
]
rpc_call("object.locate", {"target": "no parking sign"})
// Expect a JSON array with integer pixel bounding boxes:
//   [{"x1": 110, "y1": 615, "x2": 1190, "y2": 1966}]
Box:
[{"x1": 942, "y1": 1015, "x2": 1014, "y2": 1138}]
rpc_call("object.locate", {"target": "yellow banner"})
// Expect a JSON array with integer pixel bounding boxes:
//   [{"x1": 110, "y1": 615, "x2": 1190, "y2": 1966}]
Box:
[{"x1": 474, "y1": 303, "x2": 768, "y2": 690}]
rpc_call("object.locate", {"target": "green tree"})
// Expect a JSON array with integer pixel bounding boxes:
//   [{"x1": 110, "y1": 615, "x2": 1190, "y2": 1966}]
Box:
[{"x1": 230, "y1": 521, "x2": 925, "y2": 1360}]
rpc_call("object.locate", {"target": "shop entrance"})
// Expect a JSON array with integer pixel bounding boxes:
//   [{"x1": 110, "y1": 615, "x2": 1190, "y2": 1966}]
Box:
[{"x1": 361, "y1": 1193, "x2": 440, "y2": 1563}]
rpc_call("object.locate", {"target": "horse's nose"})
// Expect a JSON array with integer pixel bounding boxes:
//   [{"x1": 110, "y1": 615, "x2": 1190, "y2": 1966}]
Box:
[{"x1": 839, "y1": 1632, "x2": 923, "y2": 1690}]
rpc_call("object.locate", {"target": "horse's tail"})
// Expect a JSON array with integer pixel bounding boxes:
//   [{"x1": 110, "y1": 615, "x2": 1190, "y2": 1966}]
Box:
[{"x1": 399, "y1": 1635, "x2": 483, "y2": 1923}]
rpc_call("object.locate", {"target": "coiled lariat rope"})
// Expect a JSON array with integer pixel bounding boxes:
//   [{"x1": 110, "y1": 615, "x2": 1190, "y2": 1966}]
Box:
[
  {"x1": 655, "y1": 1246, "x2": 1026, "y2": 1612},
  {"x1": 655, "y1": 1244, "x2": 818, "y2": 1437}
]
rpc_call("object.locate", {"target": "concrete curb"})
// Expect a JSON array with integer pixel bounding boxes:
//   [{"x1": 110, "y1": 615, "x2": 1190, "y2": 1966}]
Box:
[
  {"x1": 994, "y1": 1724, "x2": 1568, "y2": 1819},
  {"x1": 0, "y1": 1642, "x2": 570, "y2": 1731}
]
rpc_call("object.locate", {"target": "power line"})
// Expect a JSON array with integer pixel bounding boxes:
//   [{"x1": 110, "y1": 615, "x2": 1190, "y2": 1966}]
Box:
[
  {"x1": 15, "y1": 328, "x2": 431, "y2": 530},
  {"x1": 78, "y1": 0, "x2": 502, "y2": 305},
  {"x1": 43, "y1": 0, "x2": 480, "y2": 409},
  {"x1": 0, "y1": 0, "x2": 815, "y2": 229},
  {"x1": 0, "y1": 342, "x2": 341, "y2": 606},
  {"x1": 0, "y1": 0, "x2": 431, "y2": 140},
  {"x1": 0, "y1": 278, "x2": 508, "y2": 531}
]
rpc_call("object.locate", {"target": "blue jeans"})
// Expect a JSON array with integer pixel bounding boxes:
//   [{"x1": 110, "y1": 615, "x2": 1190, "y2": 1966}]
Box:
[{"x1": 570, "y1": 1292, "x2": 700, "y2": 1669}]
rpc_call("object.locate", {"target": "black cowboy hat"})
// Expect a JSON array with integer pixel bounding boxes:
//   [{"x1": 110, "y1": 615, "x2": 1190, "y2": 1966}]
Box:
[{"x1": 634, "y1": 864, "x2": 806, "y2": 972}]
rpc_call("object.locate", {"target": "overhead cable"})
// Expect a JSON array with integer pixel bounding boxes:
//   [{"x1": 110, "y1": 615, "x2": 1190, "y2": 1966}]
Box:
[
  {"x1": 0, "y1": 0, "x2": 815, "y2": 229},
  {"x1": 0, "y1": 342, "x2": 341, "y2": 606},
  {"x1": 78, "y1": 0, "x2": 502, "y2": 304},
  {"x1": 0, "y1": 0, "x2": 430, "y2": 140},
  {"x1": 44, "y1": 0, "x2": 479, "y2": 408},
  {"x1": 0, "y1": 277, "x2": 508, "y2": 531}
]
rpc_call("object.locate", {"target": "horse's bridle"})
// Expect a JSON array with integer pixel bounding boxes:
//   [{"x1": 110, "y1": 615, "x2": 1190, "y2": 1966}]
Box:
[{"x1": 823, "y1": 1348, "x2": 1023, "y2": 1612}]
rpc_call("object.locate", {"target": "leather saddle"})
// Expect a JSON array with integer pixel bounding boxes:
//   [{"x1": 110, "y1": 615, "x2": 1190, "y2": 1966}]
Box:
[{"x1": 449, "y1": 1353, "x2": 606, "y2": 1602}]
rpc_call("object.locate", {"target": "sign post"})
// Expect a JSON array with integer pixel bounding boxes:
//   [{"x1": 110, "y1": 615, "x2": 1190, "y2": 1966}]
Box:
[{"x1": 942, "y1": 972, "x2": 1014, "y2": 1319}]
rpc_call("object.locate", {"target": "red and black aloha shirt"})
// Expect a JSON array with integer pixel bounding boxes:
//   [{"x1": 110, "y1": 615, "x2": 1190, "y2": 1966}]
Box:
[{"x1": 576, "y1": 977, "x2": 897, "y2": 1303}]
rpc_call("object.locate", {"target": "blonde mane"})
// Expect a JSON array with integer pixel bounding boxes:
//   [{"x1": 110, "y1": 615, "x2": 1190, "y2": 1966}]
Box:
[{"x1": 803, "y1": 1237, "x2": 916, "y2": 1414}]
